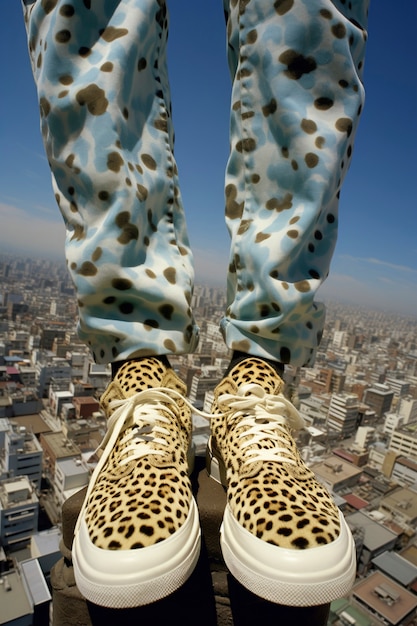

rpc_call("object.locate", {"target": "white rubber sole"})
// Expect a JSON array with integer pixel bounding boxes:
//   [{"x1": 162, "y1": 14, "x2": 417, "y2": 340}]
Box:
[
  {"x1": 72, "y1": 497, "x2": 201, "y2": 608},
  {"x1": 221, "y1": 504, "x2": 356, "y2": 606}
]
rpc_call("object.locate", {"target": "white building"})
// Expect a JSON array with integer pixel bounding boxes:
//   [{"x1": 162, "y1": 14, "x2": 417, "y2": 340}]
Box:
[
  {"x1": 48, "y1": 388, "x2": 73, "y2": 418},
  {"x1": 17, "y1": 365, "x2": 37, "y2": 387},
  {"x1": 332, "y1": 330, "x2": 347, "y2": 349},
  {"x1": 397, "y1": 396, "x2": 417, "y2": 424},
  {"x1": 355, "y1": 426, "x2": 375, "y2": 451},
  {"x1": 368, "y1": 443, "x2": 388, "y2": 472},
  {"x1": 0, "y1": 560, "x2": 51, "y2": 626},
  {"x1": 54, "y1": 457, "x2": 90, "y2": 506},
  {"x1": 327, "y1": 393, "x2": 359, "y2": 438},
  {"x1": 35, "y1": 358, "x2": 72, "y2": 398},
  {"x1": 391, "y1": 456, "x2": 417, "y2": 488},
  {"x1": 4, "y1": 426, "x2": 43, "y2": 489},
  {"x1": 384, "y1": 412, "x2": 404, "y2": 437},
  {"x1": 389, "y1": 428, "x2": 417, "y2": 462},
  {"x1": 87, "y1": 362, "x2": 111, "y2": 394},
  {"x1": 385, "y1": 377, "x2": 410, "y2": 398},
  {"x1": 299, "y1": 396, "x2": 328, "y2": 427},
  {"x1": 0, "y1": 476, "x2": 39, "y2": 551},
  {"x1": 30, "y1": 527, "x2": 62, "y2": 576}
]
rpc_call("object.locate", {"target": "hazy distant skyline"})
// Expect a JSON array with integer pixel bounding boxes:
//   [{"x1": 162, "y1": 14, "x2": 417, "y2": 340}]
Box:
[{"x1": 1, "y1": 2, "x2": 416, "y2": 317}]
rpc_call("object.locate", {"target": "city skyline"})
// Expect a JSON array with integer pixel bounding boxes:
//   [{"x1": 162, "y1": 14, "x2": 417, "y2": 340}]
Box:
[
  {"x1": 1, "y1": 1, "x2": 416, "y2": 318},
  {"x1": 1, "y1": 243, "x2": 417, "y2": 625}
]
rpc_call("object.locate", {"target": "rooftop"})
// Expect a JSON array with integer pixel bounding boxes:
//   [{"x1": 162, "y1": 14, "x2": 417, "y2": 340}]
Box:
[
  {"x1": 56, "y1": 457, "x2": 89, "y2": 477},
  {"x1": 381, "y1": 486, "x2": 417, "y2": 521},
  {"x1": 40, "y1": 431, "x2": 82, "y2": 459},
  {"x1": 9, "y1": 413, "x2": 51, "y2": 436},
  {"x1": 30, "y1": 527, "x2": 61, "y2": 558},
  {"x1": 72, "y1": 396, "x2": 99, "y2": 405},
  {"x1": 352, "y1": 571, "x2": 417, "y2": 625},
  {"x1": 401, "y1": 544, "x2": 417, "y2": 568},
  {"x1": 342, "y1": 493, "x2": 369, "y2": 510},
  {"x1": 395, "y1": 456, "x2": 417, "y2": 471},
  {"x1": 311, "y1": 455, "x2": 363, "y2": 485},
  {"x1": 0, "y1": 476, "x2": 38, "y2": 509},
  {"x1": 372, "y1": 550, "x2": 417, "y2": 587},
  {"x1": 0, "y1": 570, "x2": 33, "y2": 624},
  {"x1": 346, "y1": 511, "x2": 398, "y2": 551}
]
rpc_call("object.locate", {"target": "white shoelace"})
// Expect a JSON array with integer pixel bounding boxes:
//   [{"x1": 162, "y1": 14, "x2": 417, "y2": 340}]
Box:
[
  {"x1": 76, "y1": 387, "x2": 192, "y2": 531},
  {"x1": 216, "y1": 383, "x2": 305, "y2": 467},
  {"x1": 103, "y1": 387, "x2": 193, "y2": 465},
  {"x1": 75, "y1": 382, "x2": 305, "y2": 533}
]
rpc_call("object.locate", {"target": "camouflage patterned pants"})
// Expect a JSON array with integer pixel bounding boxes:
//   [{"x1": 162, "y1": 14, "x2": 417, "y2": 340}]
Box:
[{"x1": 23, "y1": 0, "x2": 368, "y2": 366}]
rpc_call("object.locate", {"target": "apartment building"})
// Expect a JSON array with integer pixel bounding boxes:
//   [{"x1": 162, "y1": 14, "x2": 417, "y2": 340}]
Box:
[
  {"x1": 389, "y1": 427, "x2": 417, "y2": 462},
  {"x1": 35, "y1": 358, "x2": 72, "y2": 398},
  {"x1": 54, "y1": 457, "x2": 89, "y2": 507},
  {"x1": 385, "y1": 377, "x2": 410, "y2": 398},
  {"x1": 327, "y1": 392, "x2": 359, "y2": 438},
  {"x1": 299, "y1": 395, "x2": 328, "y2": 427},
  {"x1": 189, "y1": 366, "x2": 222, "y2": 405},
  {"x1": 0, "y1": 562, "x2": 52, "y2": 626},
  {"x1": 384, "y1": 413, "x2": 404, "y2": 437},
  {"x1": 363, "y1": 384, "x2": 394, "y2": 419},
  {"x1": 346, "y1": 511, "x2": 398, "y2": 575},
  {"x1": 39, "y1": 431, "x2": 82, "y2": 484},
  {"x1": 0, "y1": 476, "x2": 39, "y2": 552},
  {"x1": 397, "y1": 396, "x2": 417, "y2": 424},
  {"x1": 3, "y1": 425, "x2": 43, "y2": 489},
  {"x1": 391, "y1": 457, "x2": 417, "y2": 487},
  {"x1": 355, "y1": 426, "x2": 375, "y2": 451}
]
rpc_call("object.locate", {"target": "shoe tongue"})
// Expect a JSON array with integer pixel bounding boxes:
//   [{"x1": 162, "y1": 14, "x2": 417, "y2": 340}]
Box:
[
  {"x1": 116, "y1": 358, "x2": 167, "y2": 396},
  {"x1": 101, "y1": 358, "x2": 170, "y2": 413},
  {"x1": 228, "y1": 358, "x2": 282, "y2": 394}
]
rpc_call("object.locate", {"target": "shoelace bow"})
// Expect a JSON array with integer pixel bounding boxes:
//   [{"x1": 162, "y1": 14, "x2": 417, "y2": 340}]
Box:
[{"x1": 216, "y1": 383, "x2": 305, "y2": 467}]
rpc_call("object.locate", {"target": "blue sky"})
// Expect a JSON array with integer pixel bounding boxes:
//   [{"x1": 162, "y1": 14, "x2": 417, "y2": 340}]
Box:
[{"x1": 1, "y1": 1, "x2": 416, "y2": 317}]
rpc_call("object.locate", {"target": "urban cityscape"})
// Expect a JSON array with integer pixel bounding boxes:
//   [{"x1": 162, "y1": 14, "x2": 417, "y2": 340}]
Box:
[{"x1": 1, "y1": 252, "x2": 417, "y2": 626}]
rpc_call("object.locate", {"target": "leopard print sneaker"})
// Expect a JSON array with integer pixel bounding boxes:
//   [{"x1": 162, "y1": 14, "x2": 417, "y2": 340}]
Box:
[
  {"x1": 72, "y1": 357, "x2": 200, "y2": 608},
  {"x1": 207, "y1": 357, "x2": 356, "y2": 606}
]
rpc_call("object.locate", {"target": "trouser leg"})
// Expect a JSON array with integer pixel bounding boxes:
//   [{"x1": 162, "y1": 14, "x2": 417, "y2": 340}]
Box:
[
  {"x1": 221, "y1": 0, "x2": 369, "y2": 366},
  {"x1": 22, "y1": 0, "x2": 198, "y2": 364}
]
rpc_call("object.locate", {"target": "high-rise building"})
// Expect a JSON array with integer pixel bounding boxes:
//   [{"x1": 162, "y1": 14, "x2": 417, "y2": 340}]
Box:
[
  {"x1": 385, "y1": 377, "x2": 410, "y2": 398},
  {"x1": 0, "y1": 476, "x2": 39, "y2": 551},
  {"x1": 364, "y1": 384, "x2": 394, "y2": 419},
  {"x1": 389, "y1": 428, "x2": 417, "y2": 462},
  {"x1": 327, "y1": 393, "x2": 359, "y2": 438},
  {"x1": 384, "y1": 412, "x2": 405, "y2": 437},
  {"x1": 35, "y1": 358, "x2": 72, "y2": 398},
  {"x1": 355, "y1": 426, "x2": 375, "y2": 451},
  {"x1": 4, "y1": 425, "x2": 43, "y2": 489},
  {"x1": 397, "y1": 396, "x2": 417, "y2": 424}
]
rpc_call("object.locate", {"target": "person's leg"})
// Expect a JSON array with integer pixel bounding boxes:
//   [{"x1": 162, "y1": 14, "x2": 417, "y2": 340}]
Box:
[
  {"x1": 222, "y1": 0, "x2": 368, "y2": 368},
  {"x1": 208, "y1": 0, "x2": 369, "y2": 611},
  {"x1": 22, "y1": 0, "x2": 200, "y2": 608},
  {"x1": 23, "y1": 0, "x2": 198, "y2": 366}
]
